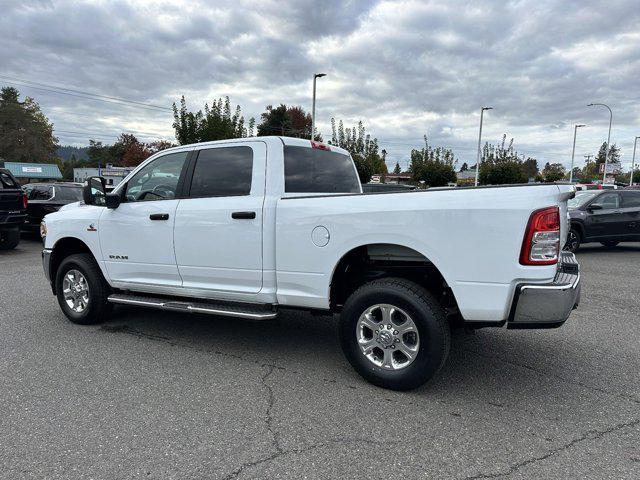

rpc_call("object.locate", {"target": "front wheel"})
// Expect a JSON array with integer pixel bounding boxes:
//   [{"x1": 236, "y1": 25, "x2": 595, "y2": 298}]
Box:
[
  {"x1": 55, "y1": 253, "x2": 112, "y2": 325},
  {"x1": 339, "y1": 278, "x2": 451, "y2": 391},
  {"x1": 601, "y1": 241, "x2": 620, "y2": 248},
  {"x1": 564, "y1": 228, "x2": 581, "y2": 252}
]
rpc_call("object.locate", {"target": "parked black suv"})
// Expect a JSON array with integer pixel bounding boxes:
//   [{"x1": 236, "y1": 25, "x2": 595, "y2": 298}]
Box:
[
  {"x1": 0, "y1": 168, "x2": 27, "y2": 250},
  {"x1": 565, "y1": 189, "x2": 640, "y2": 252},
  {"x1": 22, "y1": 182, "x2": 83, "y2": 233}
]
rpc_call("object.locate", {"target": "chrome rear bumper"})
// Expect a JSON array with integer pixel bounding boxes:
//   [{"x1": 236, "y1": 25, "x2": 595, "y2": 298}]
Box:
[{"x1": 508, "y1": 251, "x2": 581, "y2": 329}]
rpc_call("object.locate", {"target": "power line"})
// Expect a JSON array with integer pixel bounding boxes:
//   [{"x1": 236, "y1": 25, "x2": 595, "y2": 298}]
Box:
[{"x1": 0, "y1": 74, "x2": 172, "y2": 112}]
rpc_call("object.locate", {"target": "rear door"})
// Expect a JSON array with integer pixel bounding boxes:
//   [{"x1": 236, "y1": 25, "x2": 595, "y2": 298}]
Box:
[
  {"x1": 173, "y1": 142, "x2": 266, "y2": 293},
  {"x1": 583, "y1": 192, "x2": 626, "y2": 239},
  {"x1": 620, "y1": 191, "x2": 640, "y2": 240}
]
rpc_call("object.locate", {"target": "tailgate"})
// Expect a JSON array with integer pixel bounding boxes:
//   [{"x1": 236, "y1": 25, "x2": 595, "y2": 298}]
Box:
[{"x1": 0, "y1": 190, "x2": 23, "y2": 211}]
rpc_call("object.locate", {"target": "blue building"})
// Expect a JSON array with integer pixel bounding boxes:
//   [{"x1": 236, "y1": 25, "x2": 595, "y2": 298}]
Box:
[{"x1": 0, "y1": 161, "x2": 62, "y2": 183}]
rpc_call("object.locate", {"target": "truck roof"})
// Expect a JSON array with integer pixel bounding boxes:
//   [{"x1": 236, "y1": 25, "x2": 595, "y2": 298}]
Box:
[{"x1": 149, "y1": 136, "x2": 351, "y2": 158}]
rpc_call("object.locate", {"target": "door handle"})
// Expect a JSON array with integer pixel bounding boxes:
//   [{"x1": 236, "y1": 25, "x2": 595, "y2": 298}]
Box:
[
  {"x1": 231, "y1": 211, "x2": 256, "y2": 219},
  {"x1": 149, "y1": 213, "x2": 169, "y2": 220}
]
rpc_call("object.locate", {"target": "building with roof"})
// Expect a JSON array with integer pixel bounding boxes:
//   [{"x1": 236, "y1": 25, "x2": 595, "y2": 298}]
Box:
[
  {"x1": 0, "y1": 161, "x2": 62, "y2": 183},
  {"x1": 73, "y1": 165, "x2": 133, "y2": 187}
]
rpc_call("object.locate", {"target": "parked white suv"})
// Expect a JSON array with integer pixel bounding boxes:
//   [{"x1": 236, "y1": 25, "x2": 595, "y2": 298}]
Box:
[{"x1": 41, "y1": 137, "x2": 580, "y2": 390}]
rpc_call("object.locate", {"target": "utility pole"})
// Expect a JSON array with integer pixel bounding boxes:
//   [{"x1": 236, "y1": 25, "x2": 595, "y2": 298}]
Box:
[
  {"x1": 311, "y1": 73, "x2": 326, "y2": 140},
  {"x1": 587, "y1": 103, "x2": 613, "y2": 184},
  {"x1": 631, "y1": 136, "x2": 640, "y2": 186},
  {"x1": 474, "y1": 106, "x2": 493, "y2": 186},
  {"x1": 569, "y1": 124, "x2": 586, "y2": 183}
]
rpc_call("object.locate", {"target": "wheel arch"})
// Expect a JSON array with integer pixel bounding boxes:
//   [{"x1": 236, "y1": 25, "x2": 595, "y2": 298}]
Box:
[
  {"x1": 328, "y1": 243, "x2": 459, "y2": 319},
  {"x1": 570, "y1": 220, "x2": 586, "y2": 240},
  {"x1": 50, "y1": 237, "x2": 101, "y2": 293}
]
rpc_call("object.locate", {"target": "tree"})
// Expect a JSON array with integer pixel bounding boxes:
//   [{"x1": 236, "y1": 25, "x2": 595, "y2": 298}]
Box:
[
  {"x1": 256, "y1": 104, "x2": 320, "y2": 140},
  {"x1": 408, "y1": 136, "x2": 457, "y2": 187},
  {"x1": 172, "y1": 96, "x2": 253, "y2": 144},
  {"x1": 541, "y1": 162, "x2": 566, "y2": 182},
  {"x1": 329, "y1": 118, "x2": 386, "y2": 183},
  {"x1": 393, "y1": 162, "x2": 401, "y2": 174},
  {"x1": 459, "y1": 162, "x2": 468, "y2": 172},
  {"x1": 478, "y1": 135, "x2": 527, "y2": 185},
  {"x1": 0, "y1": 87, "x2": 58, "y2": 163}
]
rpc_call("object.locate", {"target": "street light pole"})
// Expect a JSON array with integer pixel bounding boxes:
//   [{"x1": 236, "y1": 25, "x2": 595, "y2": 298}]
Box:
[
  {"x1": 569, "y1": 124, "x2": 586, "y2": 183},
  {"x1": 587, "y1": 103, "x2": 613, "y2": 184},
  {"x1": 631, "y1": 136, "x2": 640, "y2": 186},
  {"x1": 311, "y1": 73, "x2": 326, "y2": 140},
  {"x1": 474, "y1": 106, "x2": 493, "y2": 186}
]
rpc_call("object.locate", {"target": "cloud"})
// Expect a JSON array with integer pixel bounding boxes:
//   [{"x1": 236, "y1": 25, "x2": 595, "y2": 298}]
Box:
[{"x1": 1, "y1": 0, "x2": 639, "y2": 170}]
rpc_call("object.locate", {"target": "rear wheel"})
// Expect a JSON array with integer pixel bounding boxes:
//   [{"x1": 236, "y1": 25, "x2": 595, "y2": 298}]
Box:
[
  {"x1": 564, "y1": 228, "x2": 581, "y2": 252},
  {"x1": 55, "y1": 253, "x2": 112, "y2": 325},
  {"x1": 339, "y1": 278, "x2": 450, "y2": 391},
  {"x1": 0, "y1": 229, "x2": 20, "y2": 250},
  {"x1": 600, "y1": 241, "x2": 620, "y2": 248}
]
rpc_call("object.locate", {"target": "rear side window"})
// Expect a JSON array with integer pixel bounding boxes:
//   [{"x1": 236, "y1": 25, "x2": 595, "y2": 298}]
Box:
[
  {"x1": 55, "y1": 186, "x2": 83, "y2": 201},
  {"x1": 28, "y1": 185, "x2": 53, "y2": 200},
  {"x1": 284, "y1": 146, "x2": 360, "y2": 193},
  {"x1": 0, "y1": 171, "x2": 19, "y2": 189},
  {"x1": 189, "y1": 146, "x2": 253, "y2": 197},
  {"x1": 623, "y1": 191, "x2": 640, "y2": 208}
]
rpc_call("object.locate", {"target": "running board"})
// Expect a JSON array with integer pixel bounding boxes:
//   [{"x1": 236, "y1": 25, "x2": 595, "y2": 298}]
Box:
[{"x1": 107, "y1": 293, "x2": 278, "y2": 320}]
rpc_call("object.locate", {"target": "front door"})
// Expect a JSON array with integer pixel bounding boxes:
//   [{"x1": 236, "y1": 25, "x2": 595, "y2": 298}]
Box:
[
  {"x1": 99, "y1": 151, "x2": 190, "y2": 286},
  {"x1": 584, "y1": 192, "x2": 626, "y2": 240},
  {"x1": 173, "y1": 143, "x2": 265, "y2": 294}
]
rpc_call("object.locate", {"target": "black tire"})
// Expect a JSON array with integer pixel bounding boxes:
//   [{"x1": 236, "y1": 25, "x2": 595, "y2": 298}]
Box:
[
  {"x1": 564, "y1": 228, "x2": 581, "y2": 252},
  {"x1": 339, "y1": 278, "x2": 451, "y2": 391},
  {"x1": 0, "y1": 229, "x2": 20, "y2": 250},
  {"x1": 55, "y1": 253, "x2": 112, "y2": 325},
  {"x1": 600, "y1": 241, "x2": 620, "y2": 248}
]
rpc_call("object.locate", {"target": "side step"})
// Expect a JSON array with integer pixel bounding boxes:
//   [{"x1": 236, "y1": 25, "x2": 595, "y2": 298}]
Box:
[{"x1": 107, "y1": 293, "x2": 278, "y2": 320}]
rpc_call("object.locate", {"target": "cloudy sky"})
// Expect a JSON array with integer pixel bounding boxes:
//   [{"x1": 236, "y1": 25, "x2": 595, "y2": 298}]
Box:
[{"x1": 2, "y1": 0, "x2": 639, "y2": 171}]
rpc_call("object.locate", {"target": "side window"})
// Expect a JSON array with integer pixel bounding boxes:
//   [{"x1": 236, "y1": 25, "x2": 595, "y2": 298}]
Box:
[
  {"x1": 189, "y1": 146, "x2": 253, "y2": 197},
  {"x1": 29, "y1": 185, "x2": 53, "y2": 200},
  {"x1": 590, "y1": 193, "x2": 620, "y2": 210},
  {"x1": 125, "y1": 152, "x2": 188, "y2": 202},
  {"x1": 622, "y1": 192, "x2": 640, "y2": 208},
  {"x1": 56, "y1": 187, "x2": 83, "y2": 201}
]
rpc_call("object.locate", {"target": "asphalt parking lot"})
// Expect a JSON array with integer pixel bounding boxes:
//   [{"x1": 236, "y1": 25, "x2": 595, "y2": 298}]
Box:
[{"x1": 1, "y1": 238, "x2": 639, "y2": 479}]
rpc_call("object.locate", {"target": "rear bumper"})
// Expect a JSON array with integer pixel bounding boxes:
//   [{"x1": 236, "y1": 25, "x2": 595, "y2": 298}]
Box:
[
  {"x1": 0, "y1": 212, "x2": 26, "y2": 230},
  {"x1": 508, "y1": 252, "x2": 581, "y2": 329}
]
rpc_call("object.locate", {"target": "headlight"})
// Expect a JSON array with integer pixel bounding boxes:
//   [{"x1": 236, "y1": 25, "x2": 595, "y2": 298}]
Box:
[{"x1": 40, "y1": 220, "x2": 47, "y2": 239}]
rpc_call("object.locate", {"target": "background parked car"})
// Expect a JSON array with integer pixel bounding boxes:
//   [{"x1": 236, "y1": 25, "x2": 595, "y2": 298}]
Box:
[
  {"x1": 565, "y1": 189, "x2": 640, "y2": 251},
  {"x1": 21, "y1": 183, "x2": 83, "y2": 233},
  {"x1": 0, "y1": 168, "x2": 27, "y2": 250}
]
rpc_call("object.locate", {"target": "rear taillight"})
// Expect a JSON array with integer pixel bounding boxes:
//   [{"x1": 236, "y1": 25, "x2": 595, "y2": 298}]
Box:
[
  {"x1": 311, "y1": 140, "x2": 331, "y2": 151},
  {"x1": 520, "y1": 206, "x2": 560, "y2": 265},
  {"x1": 22, "y1": 193, "x2": 27, "y2": 209}
]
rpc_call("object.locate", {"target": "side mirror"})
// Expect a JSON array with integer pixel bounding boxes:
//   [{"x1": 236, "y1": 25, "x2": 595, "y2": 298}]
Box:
[
  {"x1": 83, "y1": 177, "x2": 106, "y2": 206},
  {"x1": 105, "y1": 192, "x2": 121, "y2": 209},
  {"x1": 587, "y1": 204, "x2": 602, "y2": 212}
]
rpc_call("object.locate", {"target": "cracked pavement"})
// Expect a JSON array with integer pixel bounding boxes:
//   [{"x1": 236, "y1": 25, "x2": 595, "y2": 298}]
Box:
[{"x1": 1, "y1": 239, "x2": 639, "y2": 479}]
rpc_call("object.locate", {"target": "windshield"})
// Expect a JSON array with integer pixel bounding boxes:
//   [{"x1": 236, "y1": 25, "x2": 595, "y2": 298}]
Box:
[{"x1": 568, "y1": 191, "x2": 600, "y2": 209}]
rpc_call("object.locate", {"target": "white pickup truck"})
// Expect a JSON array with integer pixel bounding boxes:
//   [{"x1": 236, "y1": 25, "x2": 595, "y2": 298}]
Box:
[{"x1": 41, "y1": 137, "x2": 580, "y2": 390}]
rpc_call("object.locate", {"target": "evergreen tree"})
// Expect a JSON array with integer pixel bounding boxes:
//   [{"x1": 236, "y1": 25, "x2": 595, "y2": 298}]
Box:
[
  {"x1": 393, "y1": 162, "x2": 401, "y2": 174},
  {"x1": 172, "y1": 96, "x2": 252, "y2": 144},
  {"x1": 0, "y1": 87, "x2": 58, "y2": 162}
]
